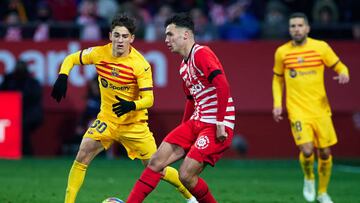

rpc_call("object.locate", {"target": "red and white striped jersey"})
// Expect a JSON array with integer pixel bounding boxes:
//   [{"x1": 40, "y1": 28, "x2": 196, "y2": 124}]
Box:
[{"x1": 179, "y1": 44, "x2": 235, "y2": 129}]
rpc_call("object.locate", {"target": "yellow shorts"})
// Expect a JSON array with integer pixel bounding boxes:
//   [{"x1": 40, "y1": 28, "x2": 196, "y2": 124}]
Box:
[
  {"x1": 84, "y1": 115, "x2": 157, "y2": 160},
  {"x1": 289, "y1": 116, "x2": 337, "y2": 148}
]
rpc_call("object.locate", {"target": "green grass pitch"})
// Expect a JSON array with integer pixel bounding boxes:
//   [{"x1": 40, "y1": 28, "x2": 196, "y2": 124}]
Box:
[{"x1": 0, "y1": 158, "x2": 359, "y2": 203}]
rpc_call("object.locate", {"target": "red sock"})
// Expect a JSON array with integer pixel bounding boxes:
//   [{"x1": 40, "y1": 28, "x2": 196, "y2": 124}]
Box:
[
  {"x1": 190, "y1": 177, "x2": 217, "y2": 203},
  {"x1": 127, "y1": 167, "x2": 162, "y2": 203}
]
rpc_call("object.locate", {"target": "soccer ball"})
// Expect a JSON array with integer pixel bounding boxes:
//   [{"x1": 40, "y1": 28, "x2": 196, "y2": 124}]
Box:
[{"x1": 102, "y1": 197, "x2": 125, "y2": 203}]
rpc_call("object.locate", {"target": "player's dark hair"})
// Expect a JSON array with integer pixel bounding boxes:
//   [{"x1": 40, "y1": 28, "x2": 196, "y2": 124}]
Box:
[
  {"x1": 111, "y1": 14, "x2": 136, "y2": 34},
  {"x1": 164, "y1": 13, "x2": 194, "y2": 33},
  {"x1": 289, "y1": 12, "x2": 309, "y2": 25}
]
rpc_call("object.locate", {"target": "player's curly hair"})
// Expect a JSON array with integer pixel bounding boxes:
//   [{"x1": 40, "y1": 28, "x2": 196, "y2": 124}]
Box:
[
  {"x1": 111, "y1": 13, "x2": 136, "y2": 34},
  {"x1": 165, "y1": 12, "x2": 194, "y2": 33}
]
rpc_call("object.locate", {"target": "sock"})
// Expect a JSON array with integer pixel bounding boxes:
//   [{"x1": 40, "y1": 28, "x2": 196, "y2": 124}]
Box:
[
  {"x1": 65, "y1": 160, "x2": 88, "y2": 203},
  {"x1": 299, "y1": 152, "x2": 315, "y2": 180},
  {"x1": 318, "y1": 155, "x2": 333, "y2": 194},
  {"x1": 190, "y1": 177, "x2": 217, "y2": 203},
  {"x1": 162, "y1": 166, "x2": 193, "y2": 199},
  {"x1": 127, "y1": 167, "x2": 162, "y2": 203}
]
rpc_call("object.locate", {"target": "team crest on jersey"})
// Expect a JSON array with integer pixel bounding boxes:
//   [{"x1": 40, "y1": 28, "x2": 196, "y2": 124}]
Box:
[
  {"x1": 297, "y1": 56, "x2": 305, "y2": 63},
  {"x1": 111, "y1": 67, "x2": 120, "y2": 77},
  {"x1": 101, "y1": 78, "x2": 108, "y2": 88},
  {"x1": 195, "y1": 135, "x2": 210, "y2": 149},
  {"x1": 289, "y1": 69, "x2": 297, "y2": 78}
]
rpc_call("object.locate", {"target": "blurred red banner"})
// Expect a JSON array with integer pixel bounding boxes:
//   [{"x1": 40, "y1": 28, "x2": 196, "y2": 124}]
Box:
[{"x1": 0, "y1": 92, "x2": 22, "y2": 159}]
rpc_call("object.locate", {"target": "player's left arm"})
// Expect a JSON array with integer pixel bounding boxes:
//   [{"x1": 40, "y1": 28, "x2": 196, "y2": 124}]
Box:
[
  {"x1": 195, "y1": 48, "x2": 230, "y2": 141},
  {"x1": 322, "y1": 42, "x2": 350, "y2": 84}
]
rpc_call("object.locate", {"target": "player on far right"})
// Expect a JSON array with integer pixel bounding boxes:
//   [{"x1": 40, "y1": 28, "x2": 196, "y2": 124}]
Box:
[{"x1": 272, "y1": 12, "x2": 350, "y2": 203}]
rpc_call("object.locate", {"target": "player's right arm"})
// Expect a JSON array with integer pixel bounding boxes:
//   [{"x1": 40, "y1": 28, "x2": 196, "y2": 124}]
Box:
[
  {"x1": 272, "y1": 47, "x2": 285, "y2": 122},
  {"x1": 51, "y1": 47, "x2": 96, "y2": 103},
  {"x1": 51, "y1": 52, "x2": 82, "y2": 102}
]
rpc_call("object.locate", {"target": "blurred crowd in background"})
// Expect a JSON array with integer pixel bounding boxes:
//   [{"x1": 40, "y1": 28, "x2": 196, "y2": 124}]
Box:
[{"x1": 1, "y1": 0, "x2": 360, "y2": 42}]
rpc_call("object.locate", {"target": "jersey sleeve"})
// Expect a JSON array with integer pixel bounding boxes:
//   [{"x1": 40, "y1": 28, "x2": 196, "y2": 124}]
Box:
[
  {"x1": 80, "y1": 46, "x2": 100, "y2": 65},
  {"x1": 273, "y1": 47, "x2": 284, "y2": 76},
  {"x1": 272, "y1": 47, "x2": 285, "y2": 108},
  {"x1": 193, "y1": 47, "x2": 223, "y2": 78},
  {"x1": 133, "y1": 61, "x2": 154, "y2": 110},
  {"x1": 59, "y1": 46, "x2": 99, "y2": 75},
  {"x1": 321, "y1": 41, "x2": 339, "y2": 68}
]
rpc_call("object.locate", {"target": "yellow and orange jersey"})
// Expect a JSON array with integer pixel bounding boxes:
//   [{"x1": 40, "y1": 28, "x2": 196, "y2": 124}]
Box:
[
  {"x1": 59, "y1": 43, "x2": 153, "y2": 124},
  {"x1": 273, "y1": 38, "x2": 349, "y2": 119}
]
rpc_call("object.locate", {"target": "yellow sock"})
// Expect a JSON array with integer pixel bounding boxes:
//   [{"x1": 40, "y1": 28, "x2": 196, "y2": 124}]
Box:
[
  {"x1": 162, "y1": 166, "x2": 193, "y2": 199},
  {"x1": 318, "y1": 155, "x2": 333, "y2": 194},
  {"x1": 299, "y1": 152, "x2": 315, "y2": 180},
  {"x1": 65, "y1": 160, "x2": 88, "y2": 203}
]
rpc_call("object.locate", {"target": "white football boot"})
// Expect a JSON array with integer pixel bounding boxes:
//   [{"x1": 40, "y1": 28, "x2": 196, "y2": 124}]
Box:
[
  {"x1": 186, "y1": 196, "x2": 198, "y2": 203},
  {"x1": 303, "y1": 179, "x2": 316, "y2": 202},
  {"x1": 317, "y1": 193, "x2": 334, "y2": 203}
]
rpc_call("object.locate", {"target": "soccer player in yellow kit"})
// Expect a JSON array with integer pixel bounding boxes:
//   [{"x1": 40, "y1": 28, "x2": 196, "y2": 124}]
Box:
[
  {"x1": 51, "y1": 14, "x2": 196, "y2": 203},
  {"x1": 272, "y1": 13, "x2": 349, "y2": 203}
]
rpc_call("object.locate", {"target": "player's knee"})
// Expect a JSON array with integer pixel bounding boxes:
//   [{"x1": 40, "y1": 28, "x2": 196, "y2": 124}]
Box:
[
  {"x1": 148, "y1": 156, "x2": 165, "y2": 172},
  {"x1": 75, "y1": 148, "x2": 93, "y2": 164},
  {"x1": 178, "y1": 169, "x2": 194, "y2": 187},
  {"x1": 318, "y1": 148, "x2": 331, "y2": 159},
  {"x1": 302, "y1": 150, "x2": 314, "y2": 158}
]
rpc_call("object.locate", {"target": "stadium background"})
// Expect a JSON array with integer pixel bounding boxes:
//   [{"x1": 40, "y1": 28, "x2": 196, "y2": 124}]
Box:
[{"x1": 0, "y1": 0, "x2": 360, "y2": 202}]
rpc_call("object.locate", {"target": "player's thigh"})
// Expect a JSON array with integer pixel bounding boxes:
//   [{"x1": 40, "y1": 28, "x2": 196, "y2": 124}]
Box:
[
  {"x1": 289, "y1": 119, "x2": 314, "y2": 146},
  {"x1": 149, "y1": 142, "x2": 185, "y2": 171},
  {"x1": 163, "y1": 120, "x2": 197, "y2": 151},
  {"x1": 76, "y1": 137, "x2": 104, "y2": 164},
  {"x1": 313, "y1": 116, "x2": 337, "y2": 148},
  {"x1": 84, "y1": 117, "x2": 115, "y2": 150},
  {"x1": 187, "y1": 122, "x2": 234, "y2": 166},
  {"x1": 117, "y1": 122, "x2": 157, "y2": 160}
]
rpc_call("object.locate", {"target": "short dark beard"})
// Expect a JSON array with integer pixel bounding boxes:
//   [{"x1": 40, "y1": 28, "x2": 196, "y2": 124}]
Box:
[{"x1": 293, "y1": 36, "x2": 306, "y2": 45}]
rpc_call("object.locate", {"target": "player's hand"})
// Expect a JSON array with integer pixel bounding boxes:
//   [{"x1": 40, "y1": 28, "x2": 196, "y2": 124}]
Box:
[
  {"x1": 51, "y1": 74, "x2": 68, "y2": 103},
  {"x1": 112, "y1": 96, "x2": 136, "y2": 117},
  {"x1": 216, "y1": 122, "x2": 228, "y2": 142},
  {"x1": 333, "y1": 73, "x2": 350, "y2": 84},
  {"x1": 272, "y1": 107, "x2": 283, "y2": 122}
]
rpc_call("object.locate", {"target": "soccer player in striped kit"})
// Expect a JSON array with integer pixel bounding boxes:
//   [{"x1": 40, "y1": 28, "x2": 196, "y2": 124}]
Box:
[
  {"x1": 51, "y1": 14, "x2": 195, "y2": 203},
  {"x1": 127, "y1": 13, "x2": 235, "y2": 203},
  {"x1": 272, "y1": 13, "x2": 350, "y2": 203}
]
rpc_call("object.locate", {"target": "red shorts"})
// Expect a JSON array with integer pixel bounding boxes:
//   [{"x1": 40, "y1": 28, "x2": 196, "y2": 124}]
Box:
[{"x1": 164, "y1": 120, "x2": 233, "y2": 166}]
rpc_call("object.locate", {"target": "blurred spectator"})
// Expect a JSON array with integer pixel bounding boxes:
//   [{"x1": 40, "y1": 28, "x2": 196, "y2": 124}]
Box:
[
  {"x1": 190, "y1": 8, "x2": 218, "y2": 42},
  {"x1": 0, "y1": 60, "x2": 43, "y2": 155},
  {"x1": 219, "y1": 0, "x2": 260, "y2": 41},
  {"x1": 118, "y1": 1, "x2": 147, "y2": 39},
  {"x1": 353, "y1": 23, "x2": 360, "y2": 40},
  {"x1": 261, "y1": 0, "x2": 289, "y2": 39},
  {"x1": 76, "y1": 0, "x2": 106, "y2": 41},
  {"x1": 33, "y1": 1, "x2": 52, "y2": 42},
  {"x1": 0, "y1": 0, "x2": 29, "y2": 23},
  {"x1": 145, "y1": 4, "x2": 173, "y2": 41},
  {"x1": 312, "y1": 0, "x2": 339, "y2": 25},
  {"x1": 4, "y1": 12, "x2": 22, "y2": 41},
  {"x1": 208, "y1": 1, "x2": 227, "y2": 26},
  {"x1": 46, "y1": 0, "x2": 77, "y2": 22},
  {"x1": 97, "y1": 0, "x2": 119, "y2": 24}
]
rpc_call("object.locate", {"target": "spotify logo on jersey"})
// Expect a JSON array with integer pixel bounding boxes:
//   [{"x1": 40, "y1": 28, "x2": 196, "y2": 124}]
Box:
[
  {"x1": 289, "y1": 69, "x2": 297, "y2": 78},
  {"x1": 101, "y1": 78, "x2": 108, "y2": 88}
]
